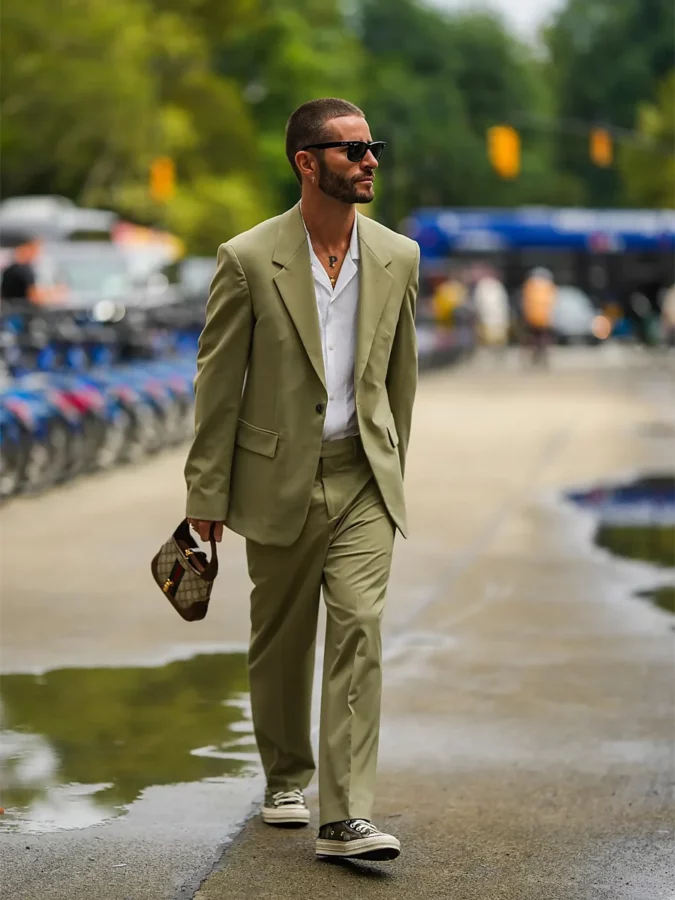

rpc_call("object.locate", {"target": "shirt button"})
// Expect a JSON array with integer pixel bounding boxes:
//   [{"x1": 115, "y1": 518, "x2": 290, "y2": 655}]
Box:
[
  {"x1": 328, "y1": 395, "x2": 334, "y2": 401},
  {"x1": 316, "y1": 403, "x2": 325, "y2": 414},
  {"x1": 328, "y1": 345, "x2": 334, "y2": 351}
]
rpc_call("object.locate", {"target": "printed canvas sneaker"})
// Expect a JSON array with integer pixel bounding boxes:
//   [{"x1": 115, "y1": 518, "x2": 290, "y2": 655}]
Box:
[
  {"x1": 261, "y1": 788, "x2": 310, "y2": 827},
  {"x1": 315, "y1": 818, "x2": 401, "y2": 860}
]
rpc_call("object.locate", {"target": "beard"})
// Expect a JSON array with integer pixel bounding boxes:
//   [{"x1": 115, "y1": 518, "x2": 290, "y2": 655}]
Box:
[{"x1": 317, "y1": 157, "x2": 374, "y2": 204}]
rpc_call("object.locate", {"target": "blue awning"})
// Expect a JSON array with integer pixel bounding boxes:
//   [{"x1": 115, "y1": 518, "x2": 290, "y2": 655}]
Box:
[{"x1": 401, "y1": 208, "x2": 675, "y2": 258}]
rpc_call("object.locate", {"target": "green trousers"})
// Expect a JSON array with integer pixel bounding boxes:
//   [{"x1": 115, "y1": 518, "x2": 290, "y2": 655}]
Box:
[{"x1": 246, "y1": 435, "x2": 396, "y2": 826}]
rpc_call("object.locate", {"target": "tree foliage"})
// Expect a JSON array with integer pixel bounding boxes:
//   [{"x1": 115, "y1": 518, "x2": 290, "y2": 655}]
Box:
[
  {"x1": 545, "y1": 0, "x2": 675, "y2": 206},
  {"x1": 1, "y1": 0, "x2": 673, "y2": 252},
  {"x1": 360, "y1": 2, "x2": 579, "y2": 223},
  {"x1": 619, "y1": 73, "x2": 675, "y2": 208}
]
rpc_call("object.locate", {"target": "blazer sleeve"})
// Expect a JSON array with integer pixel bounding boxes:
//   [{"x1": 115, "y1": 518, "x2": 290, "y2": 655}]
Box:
[
  {"x1": 385, "y1": 244, "x2": 420, "y2": 478},
  {"x1": 184, "y1": 242, "x2": 253, "y2": 521}
]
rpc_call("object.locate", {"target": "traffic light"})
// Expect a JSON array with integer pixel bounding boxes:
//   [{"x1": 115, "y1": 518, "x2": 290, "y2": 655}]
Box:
[
  {"x1": 487, "y1": 125, "x2": 520, "y2": 179},
  {"x1": 150, "y1": 157, "x2": 176, "y2": 202},
  {"x1": 590, "y1": 128, "x2": 613, "y2": 167}
]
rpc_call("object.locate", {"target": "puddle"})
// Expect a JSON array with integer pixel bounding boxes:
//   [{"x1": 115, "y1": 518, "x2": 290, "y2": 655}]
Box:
[
  {"x1": 566, "y1": 474, "x2": 675, "y2": 614},
  {"x1": 635, "y1": 586, "x2": 675, "y2": 616},
  {"x1": 0, "y1": 652, "x2": 258, "y2": 833}
]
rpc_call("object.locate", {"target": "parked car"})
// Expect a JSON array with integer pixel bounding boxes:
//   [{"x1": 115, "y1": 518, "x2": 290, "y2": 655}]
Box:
[
  {"x1": 0, "y1": 196, "x2": 117, "y2": 245},
  {"x1": 0, "y1": 241, "x2": 138, "y2": 310},
  {"x1": 179, "y1": 256, "x2": 216, "y2": 305},
  {"x1": 552, "y1": 286, "x2": 611, "y2": 344}
]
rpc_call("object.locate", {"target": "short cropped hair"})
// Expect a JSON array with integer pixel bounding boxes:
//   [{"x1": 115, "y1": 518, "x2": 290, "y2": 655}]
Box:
[{"x1": 285, "y1": 98, "x2": 365, "y2": 183}]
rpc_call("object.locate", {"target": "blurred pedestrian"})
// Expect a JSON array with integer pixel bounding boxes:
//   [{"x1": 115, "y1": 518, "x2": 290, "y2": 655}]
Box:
[
  {"x1": 184, "y1": 98, "x2": 418, "y2": 862},
  {"x1": 0, "y1": 241, "x2": 38, "y2": 308},
  {"x1": 431, "y1": 268, "x2": 466, "y2": 330},
  {"x1": 659, "y1": 284, "x2": 675, "y2": 348},
  {"x1": 629, "y1": 290, "x2": 658, "y2": 346},
  {"x1": 521, "y1": 266, "x2": 556, "y2": 366},
  {"x1": 473, "y1": 269, "x2": 510, "y2": 355}
]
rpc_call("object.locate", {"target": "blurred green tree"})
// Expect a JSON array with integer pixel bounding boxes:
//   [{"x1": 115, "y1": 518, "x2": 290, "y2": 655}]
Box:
[
  {"x1": 1, "y1": 0, "x2": 157, "y2": 199},
  {"x1": 1, "y1": 0, "x2": 670, "y2": 253},
  {"x1": 619, "y1": 72, "x2": 675, "y2": 208},
  {"x1": 360, "y1": 0, "x2": 577, "y2": 226},
  {"x1": 1, "y1": 0, "x2": 266, "y2": 249},
  {"x1": 545, "y1": 0, "x2": 675, "y2": 205},
  {"x1": 213, "y1": 0, "x2": 365, "y2": 210}
]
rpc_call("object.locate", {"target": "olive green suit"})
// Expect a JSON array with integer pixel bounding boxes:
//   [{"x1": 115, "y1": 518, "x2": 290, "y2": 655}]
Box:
[{"x1": 185, "y1": 203, "x2": 419, "y2": 824}]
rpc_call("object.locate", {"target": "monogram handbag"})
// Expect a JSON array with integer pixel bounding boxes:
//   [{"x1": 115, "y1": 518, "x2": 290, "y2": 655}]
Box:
[{"x1": 151, "y1": 520, "x2": 219, "y2": 621}]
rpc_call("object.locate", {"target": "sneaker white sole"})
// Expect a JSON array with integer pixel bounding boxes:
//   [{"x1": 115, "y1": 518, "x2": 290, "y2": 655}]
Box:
[
  {"x1": 315, "y1": 834, "x2": 401, "y2": 861},
  {"x1": 262, "y1": 805, "x2": 310, "y2": 827}
]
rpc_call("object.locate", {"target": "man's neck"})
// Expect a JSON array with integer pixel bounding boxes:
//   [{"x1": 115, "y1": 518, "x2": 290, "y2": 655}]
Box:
[{"x1": 300, "y1": 193, "x2": 355, "y2": 252}]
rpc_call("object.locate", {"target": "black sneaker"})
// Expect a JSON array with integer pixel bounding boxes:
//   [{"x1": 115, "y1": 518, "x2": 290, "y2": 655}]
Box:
[
  {"x1": 315, "y1": 818, "x2": 401, "y2": 860},
  {"x1": 262, "y1": 788, "x2": 310, "y2": 827}
]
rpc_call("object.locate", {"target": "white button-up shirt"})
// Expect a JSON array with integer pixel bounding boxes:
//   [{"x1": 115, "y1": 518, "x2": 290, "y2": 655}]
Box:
[{"x1": 303, "y1": 215, "x2": 360, "y2": 441}]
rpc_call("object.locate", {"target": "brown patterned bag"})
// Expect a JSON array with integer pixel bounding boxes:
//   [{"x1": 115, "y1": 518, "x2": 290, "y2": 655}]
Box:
[{"x1": 151, "y1": 520, "x2": 219, "y2": 621}]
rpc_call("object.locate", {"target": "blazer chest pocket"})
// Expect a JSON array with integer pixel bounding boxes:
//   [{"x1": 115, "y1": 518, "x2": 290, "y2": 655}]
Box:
[{"x1": 235, "y1": 419, "x2": 279, "y2": 458}]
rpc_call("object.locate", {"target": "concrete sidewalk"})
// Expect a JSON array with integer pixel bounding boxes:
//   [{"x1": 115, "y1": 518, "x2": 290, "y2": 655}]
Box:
[
  {"x1": 196, "y1": 353, "x2": 675, "y2": 900},
  {"x1": 1, "y1": 349, "x2": 674, "y2": 900},
  {"x1": 197, "y1": 498, "x2": 674, "y2": 899}
]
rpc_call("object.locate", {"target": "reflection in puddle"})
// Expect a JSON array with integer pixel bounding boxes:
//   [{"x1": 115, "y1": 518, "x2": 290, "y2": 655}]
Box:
[
  {"x1": 0, "y1": 652, "x2": 257, "y2": 833},
  {"x1": 636, "y1": 586, "x2": 675, "y2": 616},
  {"x1": 567, "y1": 474, "x2": 675, "y2": 615}
]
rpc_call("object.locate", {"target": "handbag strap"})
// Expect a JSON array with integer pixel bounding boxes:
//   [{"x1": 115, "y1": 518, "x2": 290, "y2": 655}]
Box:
[
  {"x1": 202, "y1": 522, "x2": 219, "y2": 581},
  {"x1": 174, "y1": 519, "x2": 219, "y2": 582}
]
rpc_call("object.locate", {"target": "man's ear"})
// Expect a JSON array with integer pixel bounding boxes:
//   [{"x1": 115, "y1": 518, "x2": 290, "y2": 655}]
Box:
[{"x1": 295, "y1": 150, "x2": 316, "y2": 182}]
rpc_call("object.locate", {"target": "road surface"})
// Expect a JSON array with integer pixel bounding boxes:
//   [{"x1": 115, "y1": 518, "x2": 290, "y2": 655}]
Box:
[{"x1": 1, "y1": 347, "x2": 674, "y2": 900}]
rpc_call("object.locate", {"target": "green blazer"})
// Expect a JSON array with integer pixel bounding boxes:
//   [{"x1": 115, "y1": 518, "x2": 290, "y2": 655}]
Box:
[{"x1": 184, "y1": 203, "x2": 419, "y2": 547}]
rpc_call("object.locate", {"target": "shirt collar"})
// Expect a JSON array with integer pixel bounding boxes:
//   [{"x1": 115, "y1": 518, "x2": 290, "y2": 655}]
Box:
[{"x1": 301, "y1": 212, "x2": 360, "y2": 262}]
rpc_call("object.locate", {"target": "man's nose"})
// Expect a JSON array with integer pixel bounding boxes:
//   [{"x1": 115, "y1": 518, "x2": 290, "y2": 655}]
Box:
[{"x1": 361, "y1": 150, "x2": 379, "y2": 170}]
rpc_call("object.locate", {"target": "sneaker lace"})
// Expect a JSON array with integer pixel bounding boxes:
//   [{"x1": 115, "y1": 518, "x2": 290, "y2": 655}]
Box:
[
  {"x1": 347, "y1": 818, "x2": 378, "y2": 836},
  {"x1": 272, "y1": 789, "x2": 304, "y2": 807}
]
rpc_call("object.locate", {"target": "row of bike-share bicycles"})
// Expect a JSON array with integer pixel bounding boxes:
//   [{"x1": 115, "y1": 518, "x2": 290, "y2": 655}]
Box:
[{"x1": 0, "y1": 302, "x2": 204, "y2": 502}]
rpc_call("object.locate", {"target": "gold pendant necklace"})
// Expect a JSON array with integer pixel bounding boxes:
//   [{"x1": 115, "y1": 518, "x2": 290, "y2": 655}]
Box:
[{"x1": 328, "y1": 254, "x2": 339, "y2": 289}]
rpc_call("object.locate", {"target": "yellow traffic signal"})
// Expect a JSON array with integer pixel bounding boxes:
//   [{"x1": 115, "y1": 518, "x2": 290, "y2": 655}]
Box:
[
  {"x1": 590, "y1": 128, "x2": 613, "y2": 167},
  {"x1": 150, "y1": 157, "x2": 176, "y2": 202},
  {"x1": 487, "y1": 125, "x2": 520, "y2": 179}
]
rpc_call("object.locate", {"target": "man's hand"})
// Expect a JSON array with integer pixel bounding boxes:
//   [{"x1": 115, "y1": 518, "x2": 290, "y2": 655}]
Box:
[{"x1": 188, "y1": 519, "x2": 224, "y2": 543}]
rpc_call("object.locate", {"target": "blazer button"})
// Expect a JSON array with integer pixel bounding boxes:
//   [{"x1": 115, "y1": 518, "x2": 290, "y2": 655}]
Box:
[{"x1": 316, "y1": 402, "x2": 325, "y2": 414}]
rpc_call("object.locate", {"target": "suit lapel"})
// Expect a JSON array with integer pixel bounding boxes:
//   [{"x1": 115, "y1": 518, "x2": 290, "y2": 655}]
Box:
[
  {"x1": 271, "y1": 206, "x2": 395, "y2": 390},
  {"x1": 272, "y1": 205, "x2": 326, "y2": 389},
  {"x1": 355, "y1": 215, "x2": 394, "y2": 385}
]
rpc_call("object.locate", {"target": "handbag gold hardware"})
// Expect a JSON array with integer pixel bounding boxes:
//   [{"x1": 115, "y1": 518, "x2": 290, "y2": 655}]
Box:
[{"x1": 163, "y1": 578, "x2": 173, "y2": 593}]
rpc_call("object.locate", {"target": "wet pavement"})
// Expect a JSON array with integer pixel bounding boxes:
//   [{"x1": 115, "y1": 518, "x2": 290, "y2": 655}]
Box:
[{"x1": 1, "y1": 347, "x2": 674, "y2": 899}]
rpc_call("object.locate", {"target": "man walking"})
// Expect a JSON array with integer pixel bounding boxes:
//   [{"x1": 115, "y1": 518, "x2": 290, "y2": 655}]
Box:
[
  {"x1": 184, "y1": 98, "x2": 419, "y2": 861},
  {"x1": 0, "y1": 241, "x2": 38, "y2": 308}
]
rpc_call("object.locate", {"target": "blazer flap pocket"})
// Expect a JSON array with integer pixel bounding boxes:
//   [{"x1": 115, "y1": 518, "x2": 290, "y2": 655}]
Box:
[
  {"x1": 386, "y1": 415, "x2": 399, "y2": 448},
  {"x1": 235, "y1": 419, "x2": 279, "y2": 458}
]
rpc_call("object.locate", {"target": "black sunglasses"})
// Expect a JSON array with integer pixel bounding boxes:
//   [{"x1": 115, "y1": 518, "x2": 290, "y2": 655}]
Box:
[{"x1": 301, "y1": 140, "x2": 387, "y2": 163}]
